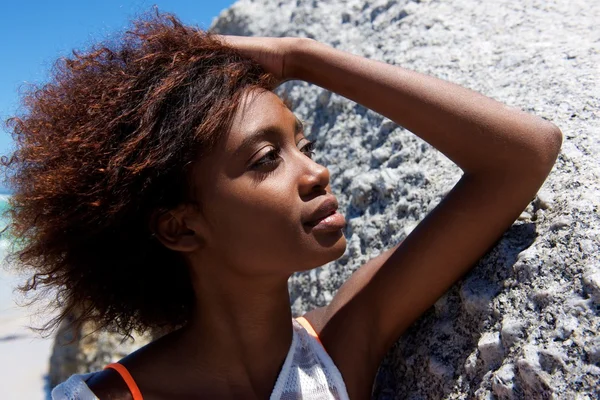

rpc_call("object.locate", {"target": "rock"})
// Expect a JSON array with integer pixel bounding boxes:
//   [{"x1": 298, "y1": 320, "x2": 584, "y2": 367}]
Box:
[
  {"x1": 459, "y1": 278, "x2": 497, "y2": 315},
  {"x1": 492, "y1": 363, "x2": 516, "y2": 400},
  {"x1": 534, "y1": 190, "x2": 554, "y2": 210},
  {"x1": 348, "y1": 170, "x2": 377, "y2": 209},
  {"x1": 464, "y1": 350, "x2": 479, "y2": 378},
  {"x1": 537, "y1": 346, "x2": 568, "y2": 374},
  {"x1": 553, "y1": 314, "x2": 578, "y2": 340},
  {"x1": 586, "y1": 336, "x2": 600, "y2": 365},
  {"x1": 371, "y1": 146, "x2": 392, "y2": 167},
  {"x1": 500, "y1": 317, "x2": 526, "y2": 348},
  {"x1": 316, "y1": 89, "x2": 332, "y2": 107},
  {"x1": 48, "y1": 315, "x2": 81, "y2": 388},
  {"x1": 478, "y1": 331, "x2": 504, "y2": 370},
  {"x1": 517, "y1": 211, "x2": 532, "y2": 221},
  {"x1": 428, "y1": 356, "x2": 454, "y2": 379},
  {"x1": 582, "y1": 271, "x2": 600, "y2": 303},
  {"x1": 516, "y1": 346, "x2": 554, "y2": 399},
  {"x1": 549, "y1": 217, "x2": 571, "y2": 232},
  {"x1": 49, "y1": 0, "x2": 600, "y2": 398}
]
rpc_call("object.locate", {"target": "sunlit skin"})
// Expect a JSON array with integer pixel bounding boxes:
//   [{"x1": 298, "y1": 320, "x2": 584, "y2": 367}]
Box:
[
  {"x1": 91, "y1": 87, "x2": 347, "y2": 398},
  {"x1": 180, "y1": 87, "x2": 347, "y2": 274},
  {"x1": 84, "y1": 33, "x2": 562, "y2": 399}
]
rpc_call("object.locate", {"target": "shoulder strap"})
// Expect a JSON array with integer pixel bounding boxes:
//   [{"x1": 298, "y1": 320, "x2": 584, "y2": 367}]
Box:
[
  {"x1": 295, "y1": 316, "x2": 324, "y2": 347},
  {"x1": 104, "y1": 362, "x2": 143, "y2": 400}
]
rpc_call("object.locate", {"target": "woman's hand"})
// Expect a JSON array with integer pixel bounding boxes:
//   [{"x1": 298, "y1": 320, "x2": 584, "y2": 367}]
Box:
[{"x1": 213, "y1": 34, "x2": 307, "y2": 86}]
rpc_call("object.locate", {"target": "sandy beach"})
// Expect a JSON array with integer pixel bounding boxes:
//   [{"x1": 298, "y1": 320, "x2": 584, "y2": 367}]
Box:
[{"x1": 0, "y1": 240, "x2": 55, "y2": 399}]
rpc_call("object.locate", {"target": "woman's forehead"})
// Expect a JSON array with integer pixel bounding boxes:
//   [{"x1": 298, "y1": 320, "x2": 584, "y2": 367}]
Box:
[{"x1": 229, "y1": 89, "x2": 294, "y2": 138}]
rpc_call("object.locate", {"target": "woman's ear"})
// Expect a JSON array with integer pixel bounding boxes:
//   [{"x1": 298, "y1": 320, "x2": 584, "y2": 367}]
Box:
[{"x1": 151, "y1": 206, "x2": 203, "y2": 252}]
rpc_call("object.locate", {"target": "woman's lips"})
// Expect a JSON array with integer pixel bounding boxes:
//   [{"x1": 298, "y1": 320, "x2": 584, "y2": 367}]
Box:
[{"x1": 304, "y1": 211, "x2": 346, "y2": 232}]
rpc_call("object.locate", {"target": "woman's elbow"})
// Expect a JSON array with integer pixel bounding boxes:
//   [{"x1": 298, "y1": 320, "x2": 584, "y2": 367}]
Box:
[{"x1": 543, "y1": 123, "x2": 564, "y2": 167}]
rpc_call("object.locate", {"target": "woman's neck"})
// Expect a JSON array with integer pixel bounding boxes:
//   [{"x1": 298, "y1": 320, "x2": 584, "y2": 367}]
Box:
[
  {"x1": 187, "y1": 269, "x2": 293, "y2": 355},
  {"x1": 178, "y1": 266, "x2": 294, "y2": 396},
  {"x1": 120, "y1": 257, "x2": 296, "y2": 398}
]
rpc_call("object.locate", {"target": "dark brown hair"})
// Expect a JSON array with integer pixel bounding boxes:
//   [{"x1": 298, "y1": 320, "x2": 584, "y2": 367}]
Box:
[{"x1": 1, "y1": 10, "x2": 276, "y2": 338}]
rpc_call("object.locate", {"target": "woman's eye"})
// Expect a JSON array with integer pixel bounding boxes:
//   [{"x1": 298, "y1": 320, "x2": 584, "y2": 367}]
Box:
[
  {"x1": 302, "y1": 140, "x2": 316, "y2": 158},
  {"x1": 252, "y1": 140, "x2": 317, "y2": 170},
  {"x1": 253, "y1": 147, "x2": 281, "y2": 168}
]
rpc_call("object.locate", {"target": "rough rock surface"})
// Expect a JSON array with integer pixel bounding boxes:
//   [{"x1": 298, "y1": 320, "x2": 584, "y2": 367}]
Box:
[
  {"x1": 49, "y1": 0, "x2": 600, "y2": 398},
  {"x1": 212, "y1": 0, "x2": 600, "y2": 398}
]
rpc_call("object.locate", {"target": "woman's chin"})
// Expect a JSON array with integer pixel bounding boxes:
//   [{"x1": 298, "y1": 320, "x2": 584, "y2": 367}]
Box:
[
  {"x1": 302, "y1": 235, "x2": 347, "y2": 271},
  {"x1": 309, "y1": 226, "x2": 347, "y2": 247}
]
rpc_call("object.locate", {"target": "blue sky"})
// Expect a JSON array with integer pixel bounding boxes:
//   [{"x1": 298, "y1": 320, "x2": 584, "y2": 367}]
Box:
[{"x1": 0, "y1": 0, "x2": 237, "y2": 193}]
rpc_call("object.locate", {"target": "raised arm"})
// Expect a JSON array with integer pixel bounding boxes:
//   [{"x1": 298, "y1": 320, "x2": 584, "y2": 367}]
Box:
[
  {"x1": 217, "y1": 35, "x2": 563, "y2": 398},
  {"x1": 287, "y1": 38, "x2": 561, "y2": 176},
  {"x1": 286, "y1": 39, "x2": 562, "y2": 396}
]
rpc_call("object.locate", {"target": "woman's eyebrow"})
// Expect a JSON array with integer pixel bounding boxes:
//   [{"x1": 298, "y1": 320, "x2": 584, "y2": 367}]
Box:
[{"x1": 234, "y1": 116, "x2": 305, "y2": 158}]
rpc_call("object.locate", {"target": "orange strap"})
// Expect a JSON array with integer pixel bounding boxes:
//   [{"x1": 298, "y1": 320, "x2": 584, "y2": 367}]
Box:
[
  {"x1": 104, "y1": 362, "x2": 143, "y2": 400},
  {"x1": 296, "y1": 316, "x2": 324, "y2": 347}
]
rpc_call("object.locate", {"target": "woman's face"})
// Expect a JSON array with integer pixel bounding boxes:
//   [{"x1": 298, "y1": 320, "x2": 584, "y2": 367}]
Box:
[{"x1": 189, "y1": 88, "x2": 347, "y2": 277}]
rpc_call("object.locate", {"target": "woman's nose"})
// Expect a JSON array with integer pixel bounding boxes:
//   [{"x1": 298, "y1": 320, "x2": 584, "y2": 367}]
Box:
[{"x1": 299, "y1": 157, "x2": 330, "y2": 195}]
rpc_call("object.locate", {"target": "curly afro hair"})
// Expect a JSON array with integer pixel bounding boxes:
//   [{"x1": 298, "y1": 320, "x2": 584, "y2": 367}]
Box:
[{"x1": 1, "y1": 10, "x2": 277, "y2": 338}]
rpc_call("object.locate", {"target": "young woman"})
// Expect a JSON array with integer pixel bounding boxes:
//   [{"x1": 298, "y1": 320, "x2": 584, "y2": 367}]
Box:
[{"x1": 3, "y1": 11, "x2": 562, "y2": 400}]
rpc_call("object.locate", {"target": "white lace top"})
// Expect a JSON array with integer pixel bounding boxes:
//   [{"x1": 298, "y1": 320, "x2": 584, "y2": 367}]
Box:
[{"x1": 51, "y1": 318, "x2": 350, "y2": 399}]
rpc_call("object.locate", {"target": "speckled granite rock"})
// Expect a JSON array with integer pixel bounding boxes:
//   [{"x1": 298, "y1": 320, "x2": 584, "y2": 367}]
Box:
[
  {"x1": 212, "y1": 0, "x2": 600, "y2": 398},
  {"x1": 50, "y1": 0, "x2": 600, "y2": 398}
]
